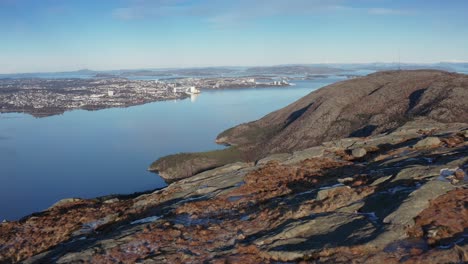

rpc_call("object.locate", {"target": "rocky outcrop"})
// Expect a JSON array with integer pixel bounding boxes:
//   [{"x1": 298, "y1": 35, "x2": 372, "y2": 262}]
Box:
[
  {"x1": 148, "y1": 147, "x2": 244, "y2": 183},
  {"x1": 414, "y1": 137, "x2": 442, "y2": 149},
  {"x1": 1, "y1": 120, "x2": 467, "y2": 263}
]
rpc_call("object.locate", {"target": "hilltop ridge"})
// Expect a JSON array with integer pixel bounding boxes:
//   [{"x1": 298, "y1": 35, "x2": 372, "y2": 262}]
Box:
[{"x1": 217, "y1": 70, "x2": 468, "y2": 155}]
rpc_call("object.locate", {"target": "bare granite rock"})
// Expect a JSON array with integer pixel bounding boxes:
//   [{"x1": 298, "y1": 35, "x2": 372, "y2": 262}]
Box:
[
  {"x1": 351, "y1": 147, "x2": 367, "y2": 158},
  {"x1": 414, "y1": 137, "x2": 441, "y2": 149}
]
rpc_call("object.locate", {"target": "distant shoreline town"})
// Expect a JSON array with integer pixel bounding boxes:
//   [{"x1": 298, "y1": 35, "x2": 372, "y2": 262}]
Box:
[{"x1": 0, "y1": 76, "x2": 290, "y2": 117}]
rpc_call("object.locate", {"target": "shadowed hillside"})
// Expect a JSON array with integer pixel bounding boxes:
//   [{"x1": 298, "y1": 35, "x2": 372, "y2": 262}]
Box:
[{"x1": 217, "y1": 70, "x2": 468, "y2": 155}]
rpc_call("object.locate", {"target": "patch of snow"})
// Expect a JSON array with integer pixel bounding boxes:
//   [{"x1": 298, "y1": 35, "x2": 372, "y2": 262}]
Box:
[
  {"x1": 228, "y1": 195, "x2": 243, "y2": 202},
  {"x1": 438, "y1": 244, "x2": 452, "y2": 249},
  {"x1": 73, "y1": 217, "x2": 112, "y2": 236},
  {"x1": 438, "y1": 168, "x2": 460, "y2": 182},
  {"x1": 319, "y1": 183, "x2": 345, "y2": 190},
  {"x1": 240, "y1": 215, "x2": 250, "y2": 221},
  {"x1": 173, "y1": 214, "x2": 220, "y2": 226},
  {"x1": 440, "y1": 168, "x2": 457, "y2": 177},
  {"x1": 65, "y1": 236, "x2": 87, "y2": 245},
  {"x1": 384, "y1": 186, "x2": 415, "y2": 195},
  {"x1": 297, "y1": 189, "x2": 316, "y2": 196},
  {"x1": 235, "y1": 181, "x2": 246, "y2": 187},
  {"x1": 396, "y1": 150, "x2": 410, "y2": 158},
  {"x1": 83, "y1": 221, "x2": 101, "y2": 230},
  {"x1": 176, "y1": 195, "x2": 207, "y2": 205},
  {"x1": 131, "y1": 216, "x2": 161, "y2": 225},
  {"x1": 423, "y1": 157, "x2": 433, "y2": 163},
  {"x1": 358, "y1": 212, "x2": 379, "y2": 222}
]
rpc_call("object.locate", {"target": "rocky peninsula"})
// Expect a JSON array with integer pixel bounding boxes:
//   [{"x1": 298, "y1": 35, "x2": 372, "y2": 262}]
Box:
[{"x1": 1, "y1": 70, "x2": 467, "y2": 263}]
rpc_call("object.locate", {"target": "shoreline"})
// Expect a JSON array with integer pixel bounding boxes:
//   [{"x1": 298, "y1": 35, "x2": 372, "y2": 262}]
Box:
[
  {"x1": 0, "y1": 95, "x2": 190, "y2": 118},
  {"x1": 0, "y1": 80, "x2": 296, "y2": 118}
]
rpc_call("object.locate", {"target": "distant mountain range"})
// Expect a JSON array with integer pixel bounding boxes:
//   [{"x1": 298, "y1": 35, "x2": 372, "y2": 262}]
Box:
[{"x1": 1, "y1": 63, "x2": 467, "y2": 79}]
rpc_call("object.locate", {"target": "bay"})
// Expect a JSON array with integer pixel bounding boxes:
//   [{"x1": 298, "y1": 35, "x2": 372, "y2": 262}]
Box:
[{"x1": 0, "y1": 77, "x2": 345, "y2": 220}]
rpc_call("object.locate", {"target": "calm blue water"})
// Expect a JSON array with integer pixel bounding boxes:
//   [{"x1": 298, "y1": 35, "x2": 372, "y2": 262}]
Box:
[{"x1": 0, "y1": 77, "x2": 346, "y2": 220}]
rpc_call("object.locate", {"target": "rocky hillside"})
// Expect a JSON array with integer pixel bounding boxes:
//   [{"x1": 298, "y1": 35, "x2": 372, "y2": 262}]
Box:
[
  {"x1": 153, "y1": 70, "x2": 468, "y2": 182},
  {"x1": 1, "y1": 120, "x2": 467, "y2": 263},
  {"x1": 217, "y1": 70, "x2": 468, "y2": 156},
  {"x1": 1, "y1": 70, "x2": 467, "y2": 263}
]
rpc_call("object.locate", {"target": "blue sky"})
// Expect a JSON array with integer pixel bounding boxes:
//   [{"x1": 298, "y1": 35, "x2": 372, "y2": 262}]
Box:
[{"x1": 1, "y1": 0, "x2": 468, "y2": 73}]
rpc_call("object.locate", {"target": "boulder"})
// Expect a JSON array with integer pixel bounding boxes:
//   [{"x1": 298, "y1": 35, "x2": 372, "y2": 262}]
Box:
[
  {"x1": 351, "y1": 148, "x2": 367, "y2": 158},
  {"x1": 414, "y1": 137, "x2": 441, "y2": 149},
  {"x1": 462, "y1": 130, "x2": 468, "y2": 138},
  {"x1": 455, "y1": 169, "x2": 466, "y2": 180},
  {"x1": 316, "y1": 185, "x2": 348, "y2": 201}
]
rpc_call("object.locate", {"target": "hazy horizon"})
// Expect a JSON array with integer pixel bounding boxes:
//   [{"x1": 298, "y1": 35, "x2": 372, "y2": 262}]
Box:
[{"x1": 1, "y1": 61, "x2": 468, "y2": 75}]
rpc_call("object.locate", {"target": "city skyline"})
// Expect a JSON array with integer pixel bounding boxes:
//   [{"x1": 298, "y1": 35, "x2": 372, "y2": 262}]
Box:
[{"x1": 1, "y1": 0, "x2": 468, "y2": 73}]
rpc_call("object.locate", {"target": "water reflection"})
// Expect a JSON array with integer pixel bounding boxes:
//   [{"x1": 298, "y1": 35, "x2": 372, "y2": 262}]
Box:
[{"x1": 190, "y1": 93, "x2": 199, "y2": 103}]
